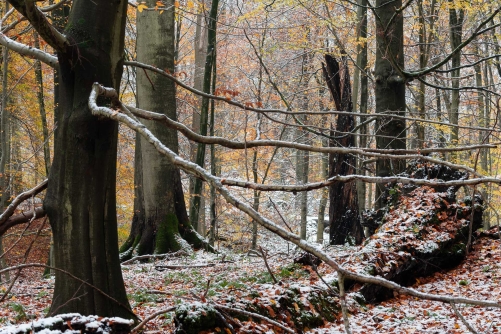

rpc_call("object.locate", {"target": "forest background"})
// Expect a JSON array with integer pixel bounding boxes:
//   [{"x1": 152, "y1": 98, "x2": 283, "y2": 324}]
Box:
[{"x1": 1, "y1": 0, "x2": 501, "y2": 332}]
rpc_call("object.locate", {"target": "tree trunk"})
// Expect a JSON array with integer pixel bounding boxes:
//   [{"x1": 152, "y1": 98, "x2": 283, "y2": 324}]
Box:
[
  {"x1": 33, "y1": 32, "x2": 51, "y2": 176},
  {"x1": 189, "y1": 5, "x2": 208, "y2": 232},
  {"x1": 324, "y1": 55, "x2": 363, "y2": 245},
  {"x1": 43, "y1": 0, "x2": 132, "y2": 317},
  {"x1": 374, "y1": 0, "x2": 407, "y2": 209},
  {"x1": 119, "y1": 135, "x2": 145, "y2": 258},
  {"x1": 190, "y1": 0, "x2": 219, "y2": 230},
  {"x1": 0, "y1": 22, "x2": 10, "y2": 282},
  {"x1": 121, "y1": 0, "x2": 208, "y2": 258},
  {"x1": 354, "y1": 0, "x2": 368, "y2": 233},
  {"x1": 448, "y1": 1, "x2": 464, "y2": 149}
]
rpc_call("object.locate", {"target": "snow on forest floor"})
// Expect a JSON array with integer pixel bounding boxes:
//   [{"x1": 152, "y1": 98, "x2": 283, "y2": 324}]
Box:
[{"x1": 1, "y1": 230, "x2": 500, "y2": 333}]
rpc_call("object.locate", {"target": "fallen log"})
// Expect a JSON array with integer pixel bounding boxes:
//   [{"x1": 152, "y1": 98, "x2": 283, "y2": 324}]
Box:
[{"x1": 352, "y1": 162, "x2": 483, "y2": 302}]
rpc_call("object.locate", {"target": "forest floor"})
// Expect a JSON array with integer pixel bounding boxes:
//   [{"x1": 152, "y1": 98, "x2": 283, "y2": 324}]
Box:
[{"x1": 1, "y1": 225, "x2": 501, "y2": 333}]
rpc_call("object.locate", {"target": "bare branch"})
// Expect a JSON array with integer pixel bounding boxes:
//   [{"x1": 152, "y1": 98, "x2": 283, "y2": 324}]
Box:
[
  {"x1": 0, "y1": 179, "x2": 47, "y2": 226},
  {"x1": 0, "y1": 207, "x2": 46, "y2": 237},
  {"x1": 338, "y1": 272, "x2": 352, "y2": 334},
  {"x1": 124, "y1": 61, "x2": 499, "y2": 133},
  {"x1": 131, "y1": 307, "x2": 176, "y2": 333},
  {"x1": 125, "y1": 103, "x2": 496, "y2": 170},
  {"x1": 214, "y1": 303, "x2": 295, "y2": 333},
  {"x1": 7, "y1": 0, "x2": 68, "y2": 52},
  {"x1": 90, "y1": 83, "x2": 501, "y2": 311},
  {"x1": 221, "y1": 174, "x2": 501, "y2": 192},
  {"x1": 0, "y1": 32, "x2": 58, "y2": 67},
  {"x1": 451, "y1": 302, "x2": 479, "y2": 334}
]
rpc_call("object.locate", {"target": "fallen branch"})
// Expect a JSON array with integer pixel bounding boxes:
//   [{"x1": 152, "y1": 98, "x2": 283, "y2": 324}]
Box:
[
  {"x1": 131, "y1": 306, "x2": 176, "y2": 333},
  {"x1": 155, "y1": 263, "x2": 216, "y2": 271},
  {"x1": 451, "y1": 302, "x2": 479, "y2": 334},
  {"x1": 221, "y1": 174, "x2": 501, "y2": 192},
  {"x1": 214, "y1": 303, "x2": 294, "y2": 333},
  {"x1": 259, "y1": 246, "x2": 278, "y2": 284},
  {"x1": 121, "y1": 250, "x2": 188, "y2": 265}
]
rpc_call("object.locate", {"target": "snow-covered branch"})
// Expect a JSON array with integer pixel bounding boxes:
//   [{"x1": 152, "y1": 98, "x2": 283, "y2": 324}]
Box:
[
  {"x1": 0, "y1": 179, "x2": 47, "y2": 226},
  {"x1": 0, "y1": 32, "x2": 58, "y2": 67},
  {"x1": 124, "y1": 104, "x2": 488, "y2": 177},
  {"x1": 221, "y1": 174, "x2": 501, "y2": 192},
  {"x1": 7, "y1": 0, "x2": 68, "y2": 52},
  {"x1": 89, "y1": 83, "x2": 501, "y2": 311}
]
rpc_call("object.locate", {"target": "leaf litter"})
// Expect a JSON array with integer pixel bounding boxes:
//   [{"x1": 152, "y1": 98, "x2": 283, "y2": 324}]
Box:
[{"x1": 0, "y1": 228, "x2": 500, "y2": 333}]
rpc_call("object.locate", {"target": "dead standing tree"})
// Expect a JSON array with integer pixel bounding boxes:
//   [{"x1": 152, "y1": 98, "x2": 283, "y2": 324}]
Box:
[{"x1": 323, "y1": 55, "x2": 364, "y2": 245}]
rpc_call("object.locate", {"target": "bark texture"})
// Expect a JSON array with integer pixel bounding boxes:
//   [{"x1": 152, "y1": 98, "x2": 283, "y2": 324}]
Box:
[
  {"x1": 43, "y1": 0, "x2": 132, "y2": 317},
  {"x1": 323, "y1": 55, "x2": 363, "y2": 245},
  {"x1": 374, "y1": 0, "x2": 407, "y2": 208},
  {"x1": 121, "y1": 0, "x2": 208, "y2": 259}
]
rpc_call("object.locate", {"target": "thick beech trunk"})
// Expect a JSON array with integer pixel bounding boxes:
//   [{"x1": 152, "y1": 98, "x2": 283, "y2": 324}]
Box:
[
  {"x1": 43, "y1": 0, "x2": 132, "y2": 317},
  {"x1": 374, "y1": 0, "x2": 406, "y2": 209},
  {"x1": 323, "y1": 55, "x2": 363, "y2": 245},
  {"x1": 120, "y1": 0, "x2": 208, "y2": 259},
  {"x1": 448, "y1": 2, "x2": 464, "y2": 147}
]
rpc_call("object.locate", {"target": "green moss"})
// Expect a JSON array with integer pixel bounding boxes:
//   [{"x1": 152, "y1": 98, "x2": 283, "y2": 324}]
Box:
[
  {"x1": 119, "y1": 234, "x2": 140, "y2": 254},
  {"x1": 155, "y1": 213, "x2": 183, "y2": 254},
  {"x1": 175, "y1": 303, "x2": 221, "y2": 334}
]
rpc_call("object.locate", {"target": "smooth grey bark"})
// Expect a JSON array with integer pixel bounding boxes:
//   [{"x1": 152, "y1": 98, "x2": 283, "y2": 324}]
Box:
[
  {"x1": 190, "y1": 0, "x2": 219, "y2": 230},
  {"x1": 448, "y1": 1, "x2": 464, "y2": 147},
  {"x1": 0, "y1": 15, "x2": 10, "y2": 282},
  {"x1": 316, "y1": 140, "x2": 328, "y2": 244},
  {"x1": 189, "y1": 6, "x2": 208, "y2": 233},
  {"x1": 33, "y1": 32, "x2": 51, "y2": 176},
  {"x1": 297, "y1": 50, "x2": 310, "y2": 241},
  {"x1": 121, "y1": 0, "x2": 208, "y2": 257},
  {"x1": 42, "y1": 0, "x2": 133, "y2": 317},
  {"x1": 354, "y1": 0, "x2": 368, "y2": 222},
  {"x1": 374, "y1": 0, "x2": 406, "y2": 209}
]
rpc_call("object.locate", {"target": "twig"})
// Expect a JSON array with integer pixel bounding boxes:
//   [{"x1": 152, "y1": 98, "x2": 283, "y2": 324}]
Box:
[
  {"x1": 121, "y1": 250, "x2": 187, "y2": 265},
  {"x1": 259, "y1": 246, "x2": 278, "y2": 284},
  {"x1": 451, "y1": 302, "x2": 479, "y2": 334},
  {"x1": 338, "y1": 272, "x2": 352, "y2": 334},
  {"x1": 202, "y1": 279, "x2": 211, "y2": 301},
  {"x1": 131, "y1": 306, "x2": 176, "y2": 333},
  {"x1": 214, "y1": 308, "x2": 236, "y2": 334},
  {"x1": 311, "y1": 263, "x2": 338, "y2": 295},
  {"x1": 155, "y1": 263, "x2": 216, "y2": 271},
  {"x1": 0, "y1": 215, "x2": 43, "y2": 302},
  {"x1": 268, "y1": 197, "x2": 294, "y2": 233},
  {"x1": 214, "y1": 303, "x2": 294, "y2": 333}
]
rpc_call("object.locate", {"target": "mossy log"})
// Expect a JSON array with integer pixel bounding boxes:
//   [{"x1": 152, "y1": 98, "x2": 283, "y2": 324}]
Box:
[
  {"x1": 354, "y1": 163, "x2": 483, "y2": 302},
  {"x1": 174, "y1": 284, "x2": 345, "y2": 333}
]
